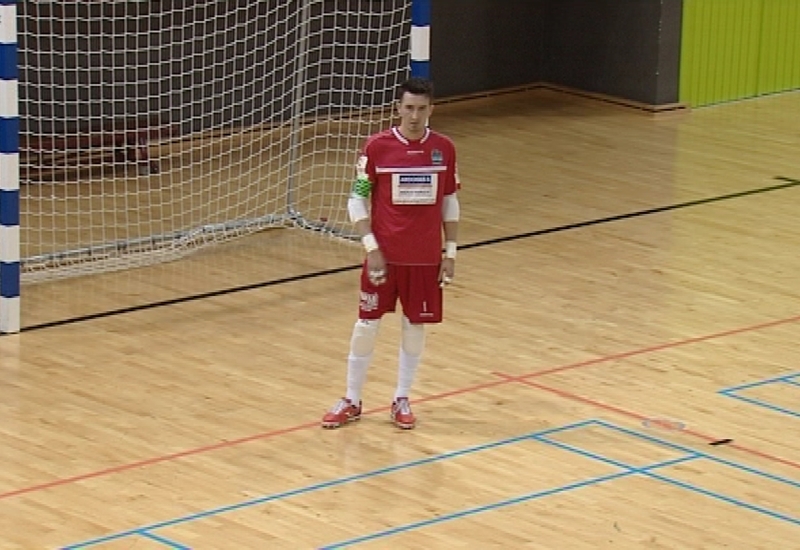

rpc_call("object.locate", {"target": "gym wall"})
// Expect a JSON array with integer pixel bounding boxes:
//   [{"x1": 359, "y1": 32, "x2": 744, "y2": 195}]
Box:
[
  {"x1": 17, "y1": 0, "x2": 800, "y2": 140},
  {"x1": 679, "y1": 0, "x2": 800, "y2": 107},
  {"x1": 431, "y1": 0, "x2": 683, "y2": 106}
]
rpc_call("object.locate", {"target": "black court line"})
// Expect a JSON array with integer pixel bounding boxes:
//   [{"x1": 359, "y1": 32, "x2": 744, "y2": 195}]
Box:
[
  {"x1": 461, "y1": 176, "x2": 800, "y2": 252},
  {"x1": 16, "y1": 176, "x2": 800, "y2": 334}
]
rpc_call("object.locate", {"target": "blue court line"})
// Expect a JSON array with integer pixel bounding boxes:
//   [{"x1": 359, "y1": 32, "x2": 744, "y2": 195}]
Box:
[
  {"x1": 719, "y1": 372, "x2": 800, "y2": 419},
  {"x1": 319, "y1": 454, "x2": 697, "y2": 549},
  {"x1": 538, "y1": 432, "x2": 800, "y2": 528},
  {"x1": 590, "y1": 419, "x2": 800, "y2": 488},
  {"x1": 324, "y1": 419, "x2": 800, "y2": 548},
  {"x1": 138, "y1": 530, "x2": 191, "y2": 549},
  {"x1": 720, "y1": 372, "x2": 800, "y2": 392},
  {"x1": 645, "y1": 471, "x2": 800, "y2": 526},
  {"x1": 720, "y1": 391, "x2": 800, "y2": 419},
  {"x1": 61, "y1": 420, "x2": 596, "y2": 549}
]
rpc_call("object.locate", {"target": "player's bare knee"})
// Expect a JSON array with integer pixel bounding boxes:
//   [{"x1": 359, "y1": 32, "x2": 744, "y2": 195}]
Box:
[
  {"x1": 401, "y1": 316, "x2": 425, "y2": 356},
  {"x1": 351, "y1": 319, "x2": 380, "y2": 356}
]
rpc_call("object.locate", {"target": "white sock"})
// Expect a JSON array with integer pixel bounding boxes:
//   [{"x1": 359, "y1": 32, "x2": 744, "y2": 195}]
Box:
[
  {"x1": 346, "y1": 353, "x2": 371, "y2": 404},
  {"x1": 394, "y1": 348, "x2": 421, "y2": 401}
]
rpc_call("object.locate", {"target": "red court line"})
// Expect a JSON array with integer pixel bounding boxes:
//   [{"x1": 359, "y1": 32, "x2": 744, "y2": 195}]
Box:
[
  {"x1": 493, "y1": 373, "x2": 800, "y2": 471},
  {"x1": 503, "y1": 314, "x2": 800, "y2": 382},
  {"x1": 1, "y1": 314, "x2": 798, "y2": 501},
  {"x1": 0, "y1": 378, "x2": 510, "y2": 501},
  {"x1": 0, "y1": 420, "x2": 313, "y2": 500}
]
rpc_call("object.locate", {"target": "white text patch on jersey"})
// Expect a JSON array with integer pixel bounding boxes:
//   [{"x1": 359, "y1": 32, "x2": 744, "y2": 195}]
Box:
[{"x1": 391, "y1": 173, "x2": 438, "y2": 205}]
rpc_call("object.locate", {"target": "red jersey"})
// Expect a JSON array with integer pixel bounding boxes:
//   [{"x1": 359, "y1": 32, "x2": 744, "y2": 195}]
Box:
[{"x1": 358, "y1": 127, "x2": 460, "y2": 265}]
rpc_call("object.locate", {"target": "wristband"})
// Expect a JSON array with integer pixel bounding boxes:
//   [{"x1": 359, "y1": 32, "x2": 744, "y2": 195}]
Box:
[
  {"x1": 362, "y1": 233, "x2": 379, "y2": 253},
  {"x1": 445, "y1": 241, "x2": 457, "y2": 259}
]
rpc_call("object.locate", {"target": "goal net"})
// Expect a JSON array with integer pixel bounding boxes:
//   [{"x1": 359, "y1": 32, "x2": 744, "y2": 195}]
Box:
[{"x1": 17, "y1": 0, "x2": 411, "y2": 282}]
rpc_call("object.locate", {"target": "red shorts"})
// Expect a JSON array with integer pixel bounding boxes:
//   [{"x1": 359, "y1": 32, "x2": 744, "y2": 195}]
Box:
[{"x1": 358, "y1": 263, "x2": 443, "y2": 324}]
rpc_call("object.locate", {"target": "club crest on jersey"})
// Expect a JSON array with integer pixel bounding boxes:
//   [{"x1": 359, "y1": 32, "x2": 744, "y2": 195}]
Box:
[{"x1": 431, "y1": 149, "x2": 443, "y2": 165}]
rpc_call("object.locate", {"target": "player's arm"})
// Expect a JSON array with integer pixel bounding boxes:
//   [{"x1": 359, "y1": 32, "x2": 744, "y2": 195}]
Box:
[
  {"x1": 347, "y1": 166, "x2": 374, "y2": 245},
  {"x1": 347, "y1": 153, "x2": 387, "y2": 284},
  {"x1": 442, "y1": 193, "x2": 460, "y2": 253},
  {"x1": 347, "y1": 155, "x2": 378, "y2": 252},
  {"x1": 439, "y1": 192, "x2": 460, "y2": 286},
  {"x1": 440, "y1": 148, "x2": 461, "y2": 286}
]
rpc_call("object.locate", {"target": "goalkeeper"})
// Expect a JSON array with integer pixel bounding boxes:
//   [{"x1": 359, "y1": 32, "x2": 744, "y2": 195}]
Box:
[{"x1": 322, "y1": 77, "x2": 461, "y2": 430}]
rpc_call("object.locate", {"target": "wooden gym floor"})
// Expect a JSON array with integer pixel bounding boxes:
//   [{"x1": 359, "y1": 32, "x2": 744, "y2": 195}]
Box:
[{"x1": 1, "y1": 88, "x2": 799, "y2": 549}]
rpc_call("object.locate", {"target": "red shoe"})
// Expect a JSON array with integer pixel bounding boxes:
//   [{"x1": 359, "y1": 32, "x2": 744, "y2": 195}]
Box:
[
  {"x1": 391, "y1": 397, "x2": 416, "y2": 429},
  {"x1": 321, "y1": 398, "x2": 362, "y2": 429}
]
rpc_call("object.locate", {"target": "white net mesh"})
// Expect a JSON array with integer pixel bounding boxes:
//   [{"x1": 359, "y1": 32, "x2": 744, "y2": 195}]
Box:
[{"x1": 18, "y1": 0, "x2": 411, "y2": 282}]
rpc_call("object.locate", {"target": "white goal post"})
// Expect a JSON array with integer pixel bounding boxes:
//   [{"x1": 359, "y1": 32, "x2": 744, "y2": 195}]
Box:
[{"x1": 0, "y1": 0, "x2": 433, "y2": 333}]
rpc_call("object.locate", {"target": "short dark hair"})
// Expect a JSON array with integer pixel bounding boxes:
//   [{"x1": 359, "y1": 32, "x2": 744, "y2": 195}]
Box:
[{"x1": 397, "y1": 77, "x2": 434, "y2": 101}]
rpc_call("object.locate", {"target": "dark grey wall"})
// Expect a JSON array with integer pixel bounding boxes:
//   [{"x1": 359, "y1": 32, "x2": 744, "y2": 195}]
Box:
[
  {"x1": 430, "y1": 0, "x2": 682, "y2": 105},
  {"x1": 430, "y1": 0, "x2": 546, "y2": 98},
  {"x1": 541, "y1": 0, "x2": 682, "y2": 105},
  {"x1": 654, "y1": 0, "x2": 683, "y2": 105}
]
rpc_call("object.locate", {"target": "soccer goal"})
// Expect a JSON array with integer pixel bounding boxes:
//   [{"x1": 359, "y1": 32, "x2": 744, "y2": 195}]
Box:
[{"x1": 0, "y1": 0, "x2": 432, "y2": 333}]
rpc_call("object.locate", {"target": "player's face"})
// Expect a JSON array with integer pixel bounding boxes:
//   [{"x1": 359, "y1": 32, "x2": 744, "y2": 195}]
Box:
[{"x1": 397, "y1": 92, "x2": 433, "y2": 139}]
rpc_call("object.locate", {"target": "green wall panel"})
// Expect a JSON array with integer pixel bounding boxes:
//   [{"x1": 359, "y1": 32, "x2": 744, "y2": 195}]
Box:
[
  {"x1": 680, "y1": 0, "x2": 800, "y2": 107},
  {"x1": 757, "y1": 0, "x2": 800, "y2": 95}
]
